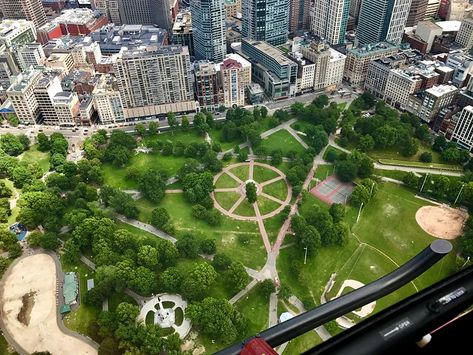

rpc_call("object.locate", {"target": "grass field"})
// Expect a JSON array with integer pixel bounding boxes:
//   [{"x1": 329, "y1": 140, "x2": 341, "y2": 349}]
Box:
[
  {"x1": 102, "y1": 153, "x2": 189, "y2": 189},
  {"x1": 0, "y1": 334, "x2": 17, "y2": 355},
  {"x1": 323, "y1": 146, "x2": 346, "y2": 162},
  {"x1": 373, "y1": 169, "x2": 409, "y2": 181},
  {"x1": 284, "y1": 331, "x2": 323, "y2": 355},
  {"x1": 314, "y1": 164, "x2": 334, "y2": 181},
  {"x1": 236, "y1": 286, "x2": 269, "y2": 337},
  {"x1": 62, "y1": 259, "x2": 99, "y2": 337},
  {"x1": 278, "y1": 182, "x2": 458, "y2": 335},
  {"x1": 134, "y1": 194, "x2": 266, "y2": 269},
  {"x1": 263, "y1": 179, "x2": 288, "y2": 201},
  {"x1": 215, "y1": 173, "x2": 240, "y2": 189},
  {"x1": 234, "y1": 199, "x2": 257, "y2": 217},
  {"x1": 378, "y1": 159, "x2": 463, "y2": 171},
  {"x1": 20, "y1": 145, "x2": 49, "y2": 172},
  {"x1": 257, "y1": 195, "x2": 281, "y2": 215},
  {"x1": 261, "y1": 130, "x2": 306, "y2": 156},
  {"x1": 215, "y1": 191, "x2": 241, "y2": 210},
  {"x1": 143, "y1": 129, "x2": 205, "y2": 146},
  {"x1": 253, "y1": 165, "x2": 280, "y2": 183},
  {"x1": 230, "y1": 165, "x2": 250, "y2": 182},
  {"x1": 264, "y1": 214, "x2": 286, "y2": 244}
]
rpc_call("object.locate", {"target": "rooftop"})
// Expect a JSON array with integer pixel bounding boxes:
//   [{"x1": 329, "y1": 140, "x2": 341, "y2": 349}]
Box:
[
  {"x1": 222, "y1": 53, "x2": 251, "y2": 69},
  {"x1": 172, "y1": 10, "x2": 192, "y2": 34},
  {"x1": 349, "y1": 42, "x2": 398, "y2": 58},
  {"x1": 8, "y1": 69, "x2": 41, "y2": 92},
  {"x1": 436, "y1": 20, "x2": 462, "y2": 33},
  {"x1": 120, "y1": 45, "x2": 188, "y2": 59},
  {"x1": 0, "y1": 19, "x2": 34, "y2": 40},
  {"x1": 53, "y1": 9, "x2": 104, "y2": 25},
  {"x1": 243, "y1": 39, "x2": 294, "y2": 66},
  {"x1": 426, "y1": 84, "x2": 458, "y2": 97}
]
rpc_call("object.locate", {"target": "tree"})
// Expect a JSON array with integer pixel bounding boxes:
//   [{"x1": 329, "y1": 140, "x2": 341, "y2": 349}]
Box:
[
  {"x1": 181, "y1": 116, "x2": 190, "y2": 131},
  {"x1": 137, "y1": 245, "x2": 159, "y2": 269},
  {"x1": 130, "y1": 266, "x2": 156, "y2": 295},
  {"x1": 135, "y1": 123, "x2": 146, "y2": 137},
  {"x1": 200, "y1": 239, "x2": 216, "y2": 254},
  {"x1": 420, "y1": 152, "x2": 433, "y2": 163},
  {"x1": 187, "y1": 297, "x2": 247, "y2": 343},
  {"x1": 148, "y1": 121, "x2": 158, "y2": 136},
  {"x1": 238, "y1": 150, "x2": 248, "y2": 162},
  {"x1": 40, "y1": 232, "x2": 59, "y2": 250},
  {"x1": 193, "y1": 112, "x2": 210, "y2": 134},
  {"x1": 176, "y1": 233, "x2": 200, "y2": 258},
  {"x1": 313, "y1": 94, "x2": 329, "y2": 108},
  {"x1": 350, "y1": 185, "x2": 371, "y2": 207},
  {"x1": 167, "y1": 112, "x2": 178, "y2": 134},
  {"x1": 116, "y1": 302, "x2": 140, "y2": 325},
  {"x1": 329, "y1": 203, "x2": 345, "y2": 223},
  {"x1": 270, "y1": 150, "x2": 283, "y2": 166},
  {"x1": 260, "y1": 106, "x2": 268, "y2": 118},
  {"x1": 151, "y1": 207, "x2": 170, "y2": 229},
  {"x1": 331, "y1": 222, "x2": 349, "y2": 245},
  {"x1": 306, "y1": 126, "x2": 328, "y2": 153},
  {"x1": 0, "y1": 181, "x2": 12, "y2": 198},
  {"x1": 433, "y1": 135, "x2": 447, "y2": 152},
  {"x1": 358, "y1": 135, "x2": 375, "y2": 152},
  {"x1": 0, "y1": 134, "x2": 25, "y2": 156},
  {"x1": 335, "y1": 160, "x2": 358, "y2": 182},
  {"x1": 224, "y1": 261, "x2": 249, "y2": 292},
  {"x1": 246, "y1": 182, "x2": 257, "y2": 203},
  {"x1": 37, "y1": 133, "x2": 50, "y2": 151},
  {"x1": 212, "y1": 253, "x2": 232, "y2": 271},
  {"x1": 138, "y1": 169, "x2": 166, "y2": 203},
  {"x1": 259, "y1": 279, "x2": 276, "y2": 298},
  {"x1": 181, "y1": 263, "x2": 217, "y2": 300},
  {"x1": 26, "y1": 231, "x2": 42, "y2": 248},
  {"x1": 182, "y1": 172, "x2": 214, "y2": 204},
  {"x1": 160, "y1": 267, "x2": 182, "y2": 293}
]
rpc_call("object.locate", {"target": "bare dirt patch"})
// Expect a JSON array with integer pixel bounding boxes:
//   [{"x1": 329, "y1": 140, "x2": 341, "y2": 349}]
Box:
[
  {"x1": 0, "y1": 253, "x2": 97, "y2": 354},
  {"x1": 416, "y1": 205, "x2": 468, "y2": 240},
  {"x1": 17, "y1": 291, "x2": 35, "y2": 326}
]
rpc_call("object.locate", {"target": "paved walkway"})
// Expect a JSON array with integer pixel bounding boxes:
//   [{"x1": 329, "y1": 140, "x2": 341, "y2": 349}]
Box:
[
  {"x1": 288, "y1": 296, "x2": 332, "y2": 341},
  {"x1": 116, "y1": 215, "x2": 177, "y2": 244},
  {"x1": 286, "y1": 126, "x2": 309, "y2": 149}
]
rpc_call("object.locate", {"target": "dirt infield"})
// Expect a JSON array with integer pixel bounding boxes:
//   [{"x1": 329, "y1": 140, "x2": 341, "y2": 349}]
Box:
[
  {"x1": 0, "y1": 253, "x2": 97, "y2": 355},
  {"x1": 416, "y1": 205, "x2": 468, "y2": 240}
]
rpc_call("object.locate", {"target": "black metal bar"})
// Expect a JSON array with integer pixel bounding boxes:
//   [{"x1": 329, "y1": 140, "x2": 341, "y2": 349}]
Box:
[{"x1": 217, "y1": 240, "x2": 452, "y2": 355}]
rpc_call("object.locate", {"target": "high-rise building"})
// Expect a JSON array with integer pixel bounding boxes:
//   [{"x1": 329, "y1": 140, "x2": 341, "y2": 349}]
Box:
[
  {"x1": 191, "y1": 0, "x2": 226, "y2": 62},
  {"x1": 357, "y1": 0, "x2": 412, "y2": 46},
  {"x1": 406, "y1": 0, "x2": 428, "y2": 26},
  {"x1": 451, "y1": 105, "x2": 473, "y2": 151},
  {"x1": 0, "y1": 0, "x2": 47, "y2": 28},
  {"x1": 350, "y1": 0, "x2": 363, "y2": 18},
  {"x1": 98, "y1": 0, "x2": 172, "y2": 29},
  {"x1": 194, "y1": 61, "x2": 224, "y2": 111},
  {"x1": 456, "y1": 18, "x2": 473, "y2": 49},
  {"x1": 242, "y1": 0, "x2": 290, "y2": 46},
  {"x1": 425, "y1": 0, "x2": 440, "y2": 19},
  {"x1": 114, "y1": 46, "x2": 195, "y2": 119},
  {"x1": 93, "y1": 75, "x2": 125, "y2": 124},
  {"x1": 34, "y1": 75, "x2": 62, "y2": 125},
  {"x1": 310, "y1": 0, "x2": 350, "y2": 45},
  {"x1": 15, "y1": 43, "x2": 46, "y2": 70},
  {"x1": 290, "y1": 0, "x2": 311, "y2": 34},
  {"x1": 6, "y1": 69, "x2": 42, "y2": 124},
  {"x1": 52, "y1": 91, "x2": 80, "y2": 125},
  {"x1": 172, "y1": 10, "x2": 194, "y2": 56},
  {"x1": 220, "y1": 53, "x2": 251, "y2": 108}
]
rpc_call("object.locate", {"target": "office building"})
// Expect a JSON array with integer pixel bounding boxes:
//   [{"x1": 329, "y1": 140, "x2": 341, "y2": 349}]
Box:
[
  {"x1": 93, "y1": 75, "x2": 125, "y2": 124},
  {"x1": 104, "y1": 0, "x2": 172, "y2": 29},
  {"x1": 191, "y1": 0, "x2": 226, "y2": 62},
  {"x1": 225, "y1": 0, "x2": 241, "y2": 19},
  {"x1": 350, "y1": 0, "x2": 363, "y2": 19},
  {"x1": 34, "y1": 75, "x2": 62, "y2": 125},
  {"x1": 172, "y1": 10, "x2": 194, "y2": 57},
  {"x1": 407, "y1": 84, "x2": 458, "y2": 122},
  {"x1": 310, "y1": 0, "x2": 350, "y2": 45},
  {"x1": 343, "y1": 42, "x2": 399, "y2": 85},
  {"x1": 52, "y1": 8, "x2": 109, "y2": 36},
  {"x1": 407, "y1": 0, "x2": 428, "y2": 26},
  {"x1": 357, "y1": 0, "x2": 412, "y2": 45},
  {"x1": 45, "y1": 53, "x2": 75, "y2": 75},
  {"x1": 94, "y1": 0, "x2": 122, "y2": 24},
  {"x1": 451, "y1": 105, "x2": 473, "y2": 151},
  {"x1": 194, "y1": 61, "x2": 223, "y2": 111},
  {"x1": 290, "y1": 0, "x2": 311, "y2": 34},
  {"x1": 220, "y1": 53, "x2": 251, "y2": 108},
  {"x1": 241, "y1": 38, "x2": 297, "y2": 99},
  {"x1": 114, "y1": 46, "x2": 195, "y2": 119},
  {"x1": 446, "y1": 50, "x2": 473, "y2": 86},
  {"x1": 52, "y1": 91, "x2": 79, "y2": 125},
  {"x1": 425, "y1": 0, "x2": 440, "y2": 18},
  {"x1": 242, "y1": 0, "x2": 290, "y2": 46},
  {"x1": 15, "y1": 43, "x2": 46, "y2": 70},
  {"x1": 456, "y1": 18, "x2": 473, "y2": 49},
  {"x1": 0, "y1": 0, "x2": 47, "y2": 28},
  {"x1": 0, "y1": 20, "x2": 36, "y2": 47},
  {"x1": 416, "y1": 20, "x2": 443, "y2": 52},
  {"x1": 6, "y1": 69, "x2": 42, "y2": 124}
]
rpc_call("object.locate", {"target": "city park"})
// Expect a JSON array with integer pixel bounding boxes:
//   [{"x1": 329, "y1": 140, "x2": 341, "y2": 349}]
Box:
[{"x1": 0, "y1": 93, "x2": 471, "y2": 354}]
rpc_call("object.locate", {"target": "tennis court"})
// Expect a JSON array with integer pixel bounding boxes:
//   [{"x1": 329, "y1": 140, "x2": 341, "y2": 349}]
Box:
[{"x1": 310, "y1": 175, "x2": 354, "y2": 205}]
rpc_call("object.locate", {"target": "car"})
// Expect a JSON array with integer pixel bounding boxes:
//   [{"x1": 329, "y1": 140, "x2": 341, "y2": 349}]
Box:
[
  {"x1": 38, "y1": 128, "x2": 43, "y2": 132},
  {"x1": 83, "y1": 132, "x2": 88, "y2": 135}
]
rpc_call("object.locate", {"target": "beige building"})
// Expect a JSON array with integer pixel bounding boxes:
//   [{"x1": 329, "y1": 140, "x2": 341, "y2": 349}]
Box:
[
  {"x1": 416, "y1": 21, "x2": 443, "y2": 52},
  {"x1": 0, "y1": 0, "x2": 47, "y2": 28},
  {"x1": 407, "y1": 84, "x2": 458, "y2": 122},
  {"x1": 220, "y1": 53, "x2": 251, "y2": 108},
  {"x1": 6, "y1": 69, "x2": 42, "y2": 124},
  {"x1": 45, "y1": 53, "x2": 75, "y2": 75},
  {"x1": 343, "y1": 42, "x2": 399, "y2": 86},
  {"x1": 93, "y1": 75, "x2": 124, "y2": 125},
  {"x1": 225, "y1": 0, "x2": 241, "y2": 19},
  {"x1": 114, "y1": 46, "x2": 195, "y2": 119},
  {"x1": 456, "y1": 18, "x2": 473, "y2": 49},
  {"x1": 384, "y1": 70, "x2": 422, "y2": 110},
  {"x1": 52, "y1": 91, "x2": 79, "y2": 125},
  {"x1": 15, "y1": 43, "x2": 46, "y2": 70}
]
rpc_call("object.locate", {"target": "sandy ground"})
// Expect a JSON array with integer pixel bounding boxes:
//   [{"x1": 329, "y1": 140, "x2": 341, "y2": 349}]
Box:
[
  {"x1": 334, "y1": 280, "x2": 376, "y2": 318},
  {"x1": 416, "y1": 205, "x2": 468, "y2": 240},
  {"x1": 0, "y1": 253, "x2": 97, "y2": 355}
]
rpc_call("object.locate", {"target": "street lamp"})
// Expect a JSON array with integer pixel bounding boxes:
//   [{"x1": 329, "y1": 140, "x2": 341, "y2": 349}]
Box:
[{"x1": 304, "y1": 246, "x2": 308, "y2": 265}]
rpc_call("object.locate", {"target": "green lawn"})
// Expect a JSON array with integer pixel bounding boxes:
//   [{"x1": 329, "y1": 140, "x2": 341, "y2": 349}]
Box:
[
  {"x1": 215, "y1": 173, "x2": 241, "y2": 189},
  {"x1": 253, "y1": 165, "x2": 280, "y2": 183},
  {"x1": 235, "y1": 199, "x2": 257, "y2": 217},
  {"x1": 263, "y1": 179, "x2": 288, "y2": 201},
  {"x1": 215, "y1": 192, "x2": 241, "y2": 210},
  {"x1": 264, "y1": 214, "x2": 286, "y2": 245},
  {"x1": 135, "y1": 194, "x2": 266, "y2": 269},
  {"x1": 257, "y1": 195, "x2": 281, "y2": 215},
  {"x1": 61, "y1": 259, "x2": 100, "y2": 338},
  {"x1": 209, "y1": 128, "x2": 238, "y2": 151},
  {"x1": 0, "y1": 179, "x2": 20, "y2": 227},
  {"x1": 261, "y1": 130, "x2": 306, "y2": 156},
  {"x1": 323, "y1": 146, "x2": 346, "y2": 162},
  {"x1": 229, "y1": 165, "x2": 250, "y2": 182},
  {"x1": 142, "y1": 129, "x2": 205, "y2": 146},
  {"x1": 377, "y1": 159, "x2": 462, "y2": 171},
  {"x1": 235, "y1": 286, "x2": 269, "y2": 337},
  {"x1": 284, "y1": 331, "x2": 323, "y2": 355},
  {"x1": 374, "y1": 169, "x2": 409, "y2": 181},
  {"x1": 20, "y1": 145, "x2": 49, "y2": 172},
  {"x1": 314, "y1": 164, "x2": 334, "y2": 181},
  {"x1": 0, "y1": 334, "x2": 17, "y2": 355},
  {"x1": 108, "y1": 292, "x2": 137, "y2": 311},
  {"x1": 102, "y1": 153, "x2": 190, "y2": 189}
]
